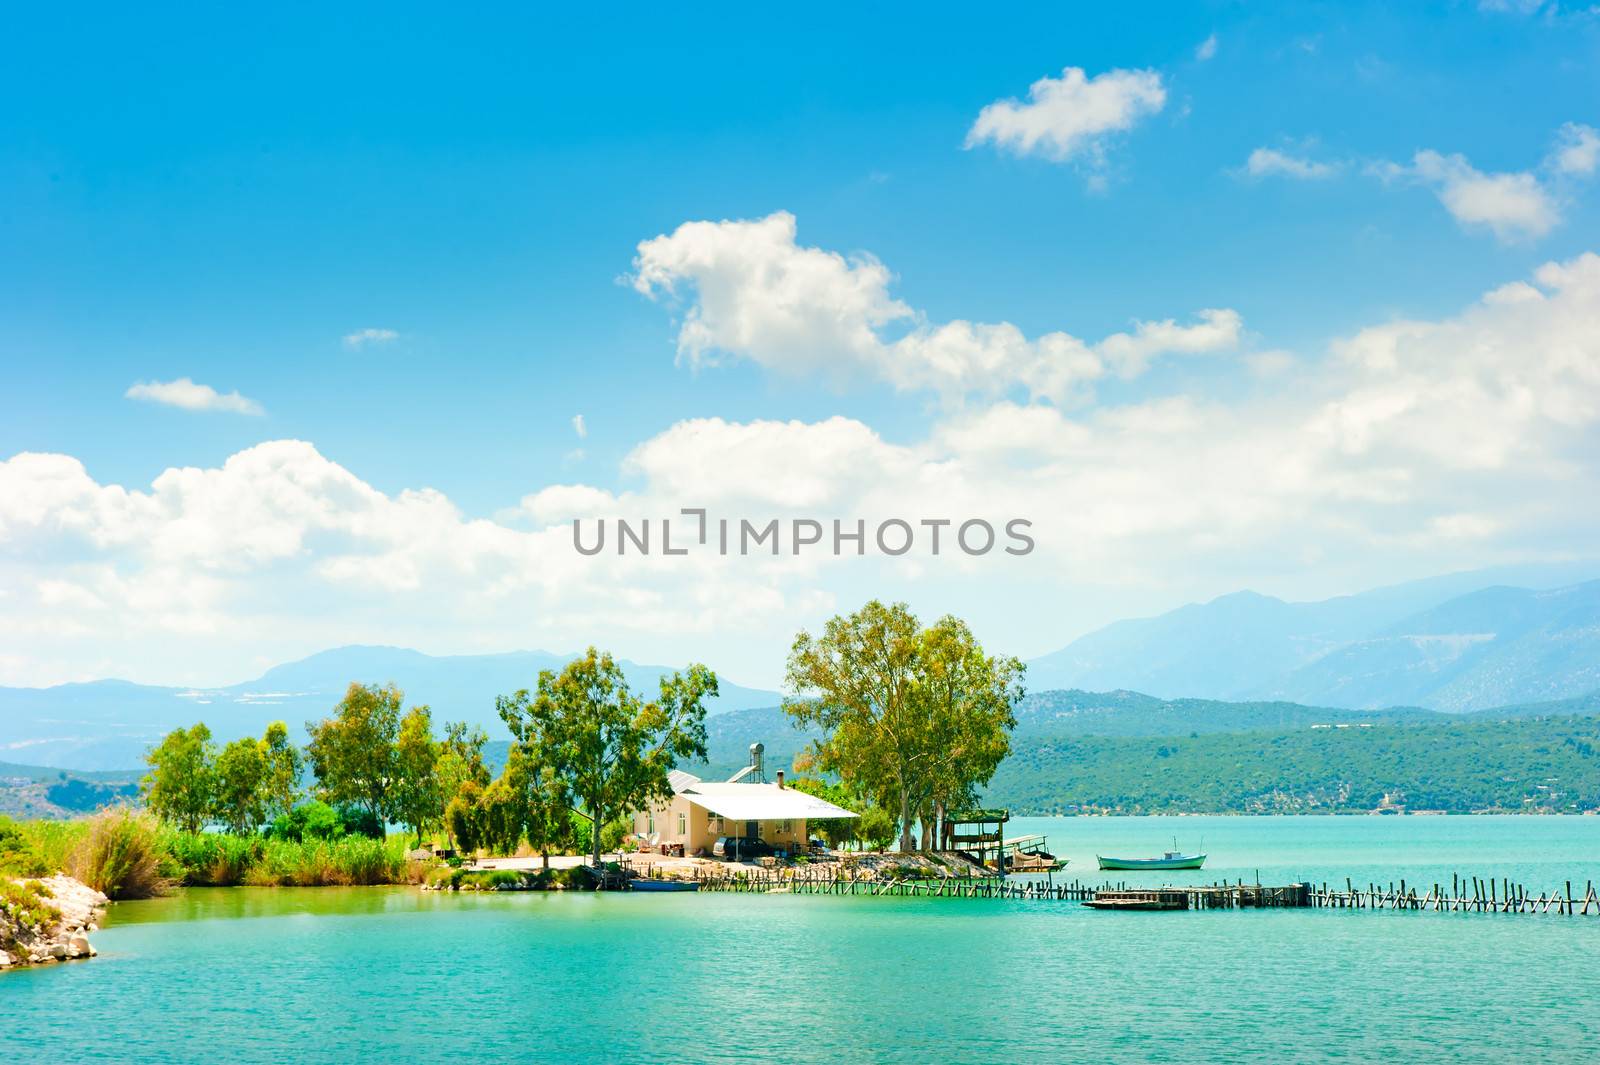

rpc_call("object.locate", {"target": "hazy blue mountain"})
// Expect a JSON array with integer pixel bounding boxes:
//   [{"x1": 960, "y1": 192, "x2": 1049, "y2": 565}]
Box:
[
  {"x1": 0, "y1": 645, "x2": 781, "y2": 771},
  {"x1": 1257, "y1": 581, "x2": 1600, "y2": 711},
  {"x1": 1026, "y1": 563, "x2": 1600, "y2": 711}
]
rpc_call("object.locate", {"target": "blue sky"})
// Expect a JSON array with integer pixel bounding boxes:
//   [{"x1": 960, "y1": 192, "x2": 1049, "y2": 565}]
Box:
[{"x1": 4, "y1": 2, "x2": 1600, "y2": 687}]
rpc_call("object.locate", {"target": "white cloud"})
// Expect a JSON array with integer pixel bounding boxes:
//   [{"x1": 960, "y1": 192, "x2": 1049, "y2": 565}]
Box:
[
  {"x1": 1097, "y1": 310, "x2": 1243, "y2": 377},
  {"x1": 632, "y1": 211, "x2": 1240, "y2": 403},
  {"x1": 125, "y1": 378, "x2": 264, "y2": 416},
  {"x1": 1374, "y1": 150, "x2": 1557, "y2": 242},
  {"x1": 1195, "y1": 34, "x2": 1218, "y2": 62},
  {"x1": 343, "y1": 328, "x2": 399, "y2": 348},
  {"x1": 9, "y1": 255, "x2": 1600, "y2": 690},
  {"x1": 1244, "y1": 147, "x2": 1338, "y2": 180},
  {"x1": 1372, "y1": 126, "x2": 1599, "y2": 242},
  {"x1": 622, "y1": 416, "x2": 920, "y2": 509},
  {"x1": 965, "y1": 66, "x2": 1166, "y2": 168},
  {"x1": 572, "y1": 414, "x2": 588, "y2": 439},
  {"x1": 1550, "y1": 123, "x2": 1600, "y2": 177}
]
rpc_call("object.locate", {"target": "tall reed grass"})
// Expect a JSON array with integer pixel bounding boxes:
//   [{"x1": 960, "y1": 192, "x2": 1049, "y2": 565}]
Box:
[
  {"x1": 5, "y1": 812, "x2": 419, "y2": 891},
  {"x1": 68, "y1": 809, "x2": 173, "y2": 899}
]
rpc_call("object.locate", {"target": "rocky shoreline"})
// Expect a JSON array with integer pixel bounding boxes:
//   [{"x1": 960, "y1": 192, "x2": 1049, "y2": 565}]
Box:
[{"x1": 1, "y1": 875, "x2": 108, "y2": 969}]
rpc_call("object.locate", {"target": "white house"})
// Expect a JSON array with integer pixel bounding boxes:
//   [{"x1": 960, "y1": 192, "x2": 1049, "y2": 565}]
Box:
[{"x1": 633, "y1": 762, "x2": 856, "y2": 857}]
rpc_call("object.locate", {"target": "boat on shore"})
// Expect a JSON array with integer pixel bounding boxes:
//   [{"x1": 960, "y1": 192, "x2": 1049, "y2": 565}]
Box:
[
  {"x1": 629, "y1": 878, "x2": 701, "y2": 892},
  {"x1": 1096, "y1": 851, "x2": 1206, "y2": 871}
]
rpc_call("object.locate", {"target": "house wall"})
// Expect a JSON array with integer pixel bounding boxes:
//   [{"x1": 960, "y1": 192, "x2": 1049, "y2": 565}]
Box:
[{"x1": 632, "y1": 796, "x2": 810, "y2": 855}]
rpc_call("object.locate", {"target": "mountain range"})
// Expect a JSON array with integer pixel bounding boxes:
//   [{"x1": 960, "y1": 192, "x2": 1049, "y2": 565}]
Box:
[
  {"x1": 3, "y1": 562, "x2": 1597, "y2": 772},
  {"x1": 0, "y1": 648, "x2": 783, "y2": 771},
  {"x1": 1027, "y1": 564, "x2": 1600, "y2": 712}
]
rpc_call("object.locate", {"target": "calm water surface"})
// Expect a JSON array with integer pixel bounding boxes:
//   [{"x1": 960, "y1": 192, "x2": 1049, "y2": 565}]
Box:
[{"x1": 5, "y1": 816, "x2": 1599, "y2": 1064}]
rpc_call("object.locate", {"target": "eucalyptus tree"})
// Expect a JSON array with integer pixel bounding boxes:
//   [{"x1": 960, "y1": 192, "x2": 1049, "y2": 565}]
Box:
[
  {"x1": 784, "y1": 601, "x2": 924, "y2": 851},
  {"x1": 906, "y1": 615, "x2": 1024, "y2": 848},
  {"x1": 497, "y1": 647, "x2": 716, "y2": 868},
  {"x1": 142, "y1": 722, "x2": 217, "y2": 832},
  {"x1": 213, "y1": 735, "x2": 270, "y2": 835},
  {"x1": 784, "y1": 601, "x2": 1023, "y2": 853},
  {"x1": 393, "y1": 706, "x2": 442, "y2": 846},
  {"x1": 306, "y1": 682, "x2": 416, "y2": 833},
  {"x1": 435, "y1": 721, "x2": 490, "y2": 850},
  {"x1": 260, "y1": 721, "x2": 304, "y2": 821}
]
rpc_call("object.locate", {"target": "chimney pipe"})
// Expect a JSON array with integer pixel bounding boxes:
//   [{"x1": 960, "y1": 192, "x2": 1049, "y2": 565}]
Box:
[{"x1": 777, "y1": 770, "x2": 785, "y2": 789}]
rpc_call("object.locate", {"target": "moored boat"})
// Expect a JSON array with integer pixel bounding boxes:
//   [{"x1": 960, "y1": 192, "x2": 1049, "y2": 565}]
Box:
[{"x1": 1096, "y1": 851, "x2": 1206, "y2": 871}]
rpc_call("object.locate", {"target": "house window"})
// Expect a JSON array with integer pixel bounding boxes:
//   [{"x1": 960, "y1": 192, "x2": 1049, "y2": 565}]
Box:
[
  {"x1": 714, "y1": 816, "x2": 724, "y2": 833},
  {"x1": 647, "y1": 813, "x2": 655, "y2": 834},
  {"x1": 780, "y1": 820, "x2": 792, "y2": 833},
  {"x1": 677, "y1": 812, "x2": 687, "y2": 836}
]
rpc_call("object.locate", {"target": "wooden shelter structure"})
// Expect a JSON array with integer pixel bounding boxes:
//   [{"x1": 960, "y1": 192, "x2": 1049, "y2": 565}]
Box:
[{"x1": 944, "y1": 808, "x2": 1010, "y2": 875}]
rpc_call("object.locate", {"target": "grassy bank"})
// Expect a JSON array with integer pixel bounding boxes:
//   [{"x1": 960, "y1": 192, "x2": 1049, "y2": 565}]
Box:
[{"x1": 1, "y1": 810, "x2": 421, "y2": 898}]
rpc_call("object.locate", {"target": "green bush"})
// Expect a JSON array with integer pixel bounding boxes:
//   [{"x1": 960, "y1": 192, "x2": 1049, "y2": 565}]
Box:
[
  {"x1": 266, "y1": 800, "x2": 345, "y2": 843},
  {"x1": 1, "y1": 878, "x2": 61, "y2": 938},
  {"x1": 0, "y1": 815, "x2": 85, "y2": 878},
  {"x1": 68, "y1": 809, "x2": 172, "y2": 900},
  {"x1": 453, "y1": 868, "x2": 527, "y2": 891},
  {"x1": 164, "y1": 832, "x2": 263, "y2": 886},
  {"x1": 572, "y1": 816, "x2": 632, "y2": 858},
  {"x1": 245, "y1": 835, "x2": 405, "y2": 886}
]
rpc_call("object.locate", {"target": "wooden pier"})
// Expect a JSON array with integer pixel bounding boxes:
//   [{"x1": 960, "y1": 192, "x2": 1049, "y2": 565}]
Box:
[
  {"x1": 672, "y1": 866, "x2": 1600, "y2": 917},
  {"x1": 1306, "y1": 874, "x2": 1600, "y2": 916}
]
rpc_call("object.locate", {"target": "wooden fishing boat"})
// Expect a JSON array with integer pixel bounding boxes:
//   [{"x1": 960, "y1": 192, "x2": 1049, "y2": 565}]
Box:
[
  {"x1": 629, "y1": 878, "x2": 701, "y2": 892},
  {"x1": 1096, "y1": 850, "x2": 1206, "y2": 871}
]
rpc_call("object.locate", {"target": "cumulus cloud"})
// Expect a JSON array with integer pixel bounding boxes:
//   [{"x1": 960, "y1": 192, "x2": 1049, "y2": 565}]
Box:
[
  {"x1": 1551, "y1": 122, "x2": 1600, "y2": 177},
  {"x1": 10, "y1": 255, "x2": 1600, "y2": 689},
  {"x1": 572, "y1": 414, "x2": 588, "y2": 439},
  {"x1": 632, "y1": 211, "x2": 1240, "y2": 402},
  {"x1": 125, "y1": 378, "x2": 264, "y2": 416},
  {"x1": 1372, "y1": 125, "x2": 1599, "y2": 242},
  {"x1": 965, "y1": 66, "x2": 1166, "y2": 168},
  {"x1": 343, "y1": 328, "x2": 399, "y2": 348},
  {"x1": 1195, "y1": 34, "x2": 1219, "y2": 61},
  {"x1": 1379, "y1": 150, "x2": 1559, "y2": 242},
  {"x1": 1244, "y1": 147, "x2": 1338, "y2": 180}
]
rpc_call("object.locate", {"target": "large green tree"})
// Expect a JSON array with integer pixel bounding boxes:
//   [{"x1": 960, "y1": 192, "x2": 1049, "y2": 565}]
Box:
[
  {"x1": 393, "y1": 706, "x2": 441, "y2": 846},
  {"x1": 142, "y1": 722, "x2": 217, "y2": 832},
  {"x1": 213, "y1": 735, "x2": 270, "y2": 835},
  {"x1": 435, "y1": 721, "x2": 490, "y2": 850},
  {"x1": 908, "y1": 616, "x2": 1024, "y2": 848},
  {"x1": 260, "y1": 721, "x2": 304, "y2": 821},
  {"x1": 784, "y1": 601, "x2": 1023, "y2": 852},
  {"x1": 305, "y1": 682, "x2": 417, "y2": 830},
  {"x1": 497, "y1": 647, "x2": 716, "y2": 868}
]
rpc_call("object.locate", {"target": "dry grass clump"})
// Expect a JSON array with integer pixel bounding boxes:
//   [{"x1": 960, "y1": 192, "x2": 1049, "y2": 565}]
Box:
[{"x1": 68, "y1": 809, "x2": 174, "y2": 900}]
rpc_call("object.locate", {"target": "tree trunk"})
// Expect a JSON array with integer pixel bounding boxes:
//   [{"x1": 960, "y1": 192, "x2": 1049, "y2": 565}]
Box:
[
  {"x1": 591, "y1": 802, "x2": 604, "y2": 868},
  {"x1": 898, "y1": 789, "x2": 913, "y2": 852},
  {"x1": 919, "y1": 812, "x2": 933, "y2": 851}
]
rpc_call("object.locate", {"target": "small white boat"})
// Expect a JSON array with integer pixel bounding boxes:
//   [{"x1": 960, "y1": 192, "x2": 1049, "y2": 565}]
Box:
[
  {"x1": 1096, "y1": 851, "x2": 1207, "y2": 871},
  {"x1": 1098, "y1": 840, "x2": 1207, "y2": 871}
]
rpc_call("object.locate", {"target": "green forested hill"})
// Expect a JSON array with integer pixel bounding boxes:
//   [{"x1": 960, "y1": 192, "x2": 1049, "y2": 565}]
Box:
[
  {"x1": 1011, "y1": 689, "x2": 1444, "y2": 736},
  {"x1": 988, "y1": 715, "x2": 1600, "y2": 815},
  {"x1": 12, "y1": 687, "x2": 1600, "y2": 819}
]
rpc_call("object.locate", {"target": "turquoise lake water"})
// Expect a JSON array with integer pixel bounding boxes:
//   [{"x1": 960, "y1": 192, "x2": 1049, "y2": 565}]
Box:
[{"x1": 5, "y1": 816, "x2": 1599, "y2": 1063}]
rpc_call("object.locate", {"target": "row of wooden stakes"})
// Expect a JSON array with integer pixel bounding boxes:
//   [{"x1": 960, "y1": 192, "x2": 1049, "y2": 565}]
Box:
[{"x1": 1308, "y1": 874, "x2": 1600, "y2": 915}]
